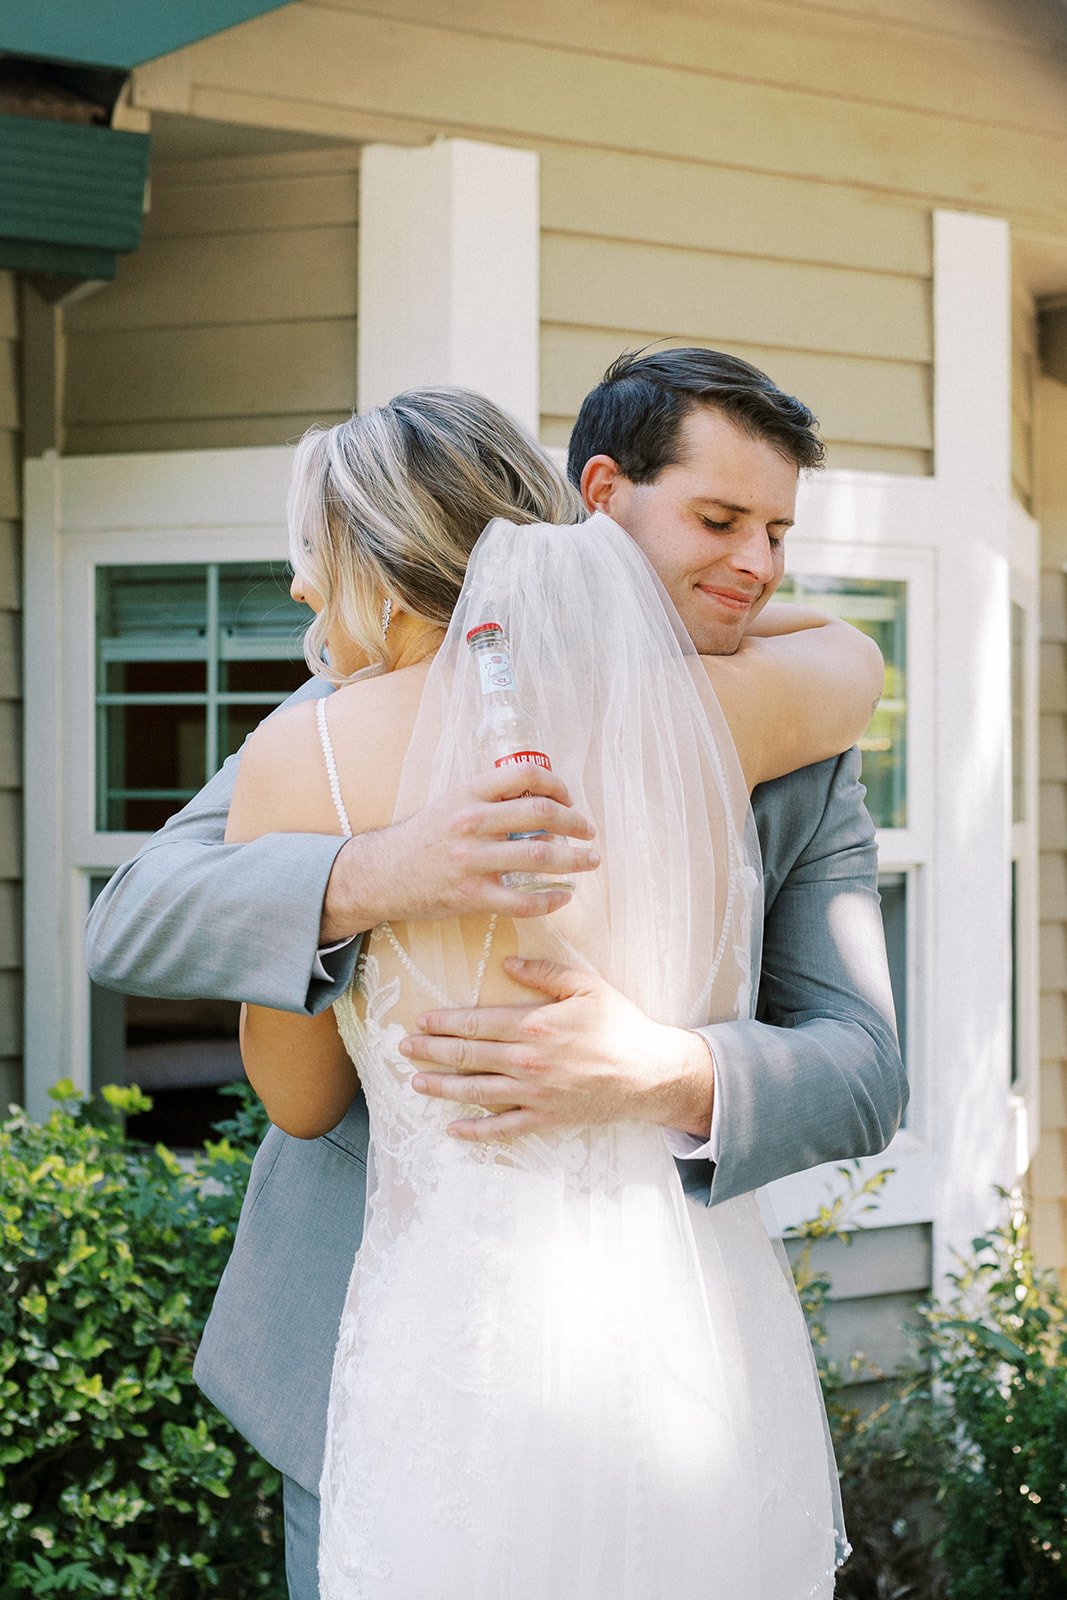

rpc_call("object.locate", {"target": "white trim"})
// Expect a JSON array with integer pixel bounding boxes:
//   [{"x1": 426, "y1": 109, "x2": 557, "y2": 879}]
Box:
[
  {"x1": 23, "y1": 456, "x2": 67, "y2": 1118},
  {"x1": 357, "y1": 138, "x2": 540, "y2": 431},
  {"x1": 23, "y1": 448, "x2": 294, "y2": 1120},
  {"x1": 769, "y1": 213, "x2": 1036, "y2": 1274}
]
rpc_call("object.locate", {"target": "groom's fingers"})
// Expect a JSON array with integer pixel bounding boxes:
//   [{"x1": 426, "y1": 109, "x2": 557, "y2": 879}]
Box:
[
  {"x1": 409, "y1": 1005, "x2": 532, "y2": 1043},
  {"x1": 412, "y1": 1071, "x2": 529, "y2": 1108},
  {"x1": 446, "y1": 1108, "x2": 542, "y2": 1142},
  {"x1": 405, "y1": 1035, "x2": 528, "y2": 1078}
]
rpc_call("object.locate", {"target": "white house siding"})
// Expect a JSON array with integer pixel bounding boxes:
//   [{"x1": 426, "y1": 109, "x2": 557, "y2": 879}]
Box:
[
  {"x1": 1035, "y1": 370, "x2": 1067, "y2": 1289},
  {"x1": 0, "y1": 274, "x2": 20, "y2": 1109},
  {"x1": 63, "y1": 147, "x2": 359, "y2": 455}
]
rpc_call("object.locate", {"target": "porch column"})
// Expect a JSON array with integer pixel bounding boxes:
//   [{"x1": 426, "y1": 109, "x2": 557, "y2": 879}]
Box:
[{"x1": 357, "y1": 138, "x2": 539, "y2": 434}]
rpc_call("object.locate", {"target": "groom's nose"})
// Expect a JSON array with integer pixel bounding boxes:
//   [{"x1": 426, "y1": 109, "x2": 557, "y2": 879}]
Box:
[{"x1": 728, "y1": 522, "x2": 779, "y2": 585}]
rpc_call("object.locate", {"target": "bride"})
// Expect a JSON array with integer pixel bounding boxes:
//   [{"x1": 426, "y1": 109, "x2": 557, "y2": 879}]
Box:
[{"x1": 225, "y1": 386, "x2": 881, "y2": 1598}]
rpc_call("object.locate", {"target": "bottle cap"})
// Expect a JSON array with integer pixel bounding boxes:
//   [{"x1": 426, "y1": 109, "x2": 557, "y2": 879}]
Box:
[{"x1": 466, "y1": 621, "x2": 504, "y2": 644}]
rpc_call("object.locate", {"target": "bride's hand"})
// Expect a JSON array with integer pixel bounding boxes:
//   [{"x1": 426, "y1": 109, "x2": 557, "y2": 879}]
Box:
[
  {"x1": 319, "y1": 768, "x2": 599, "y2": 941},
  {"x1": 401, "y1": 959, "x2": 715, "y2": 1144}
]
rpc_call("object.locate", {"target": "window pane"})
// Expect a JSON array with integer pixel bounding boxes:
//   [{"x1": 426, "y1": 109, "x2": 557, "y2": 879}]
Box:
[
  {"x1": 1011, "y1": 601, "x2": 1025, "y2": 825},
  {"x1": 777, "y1": 576, "x2": 907, "y2": 830},
  {"x1": 97, "y1": 563, "x2": 207, "y2": 640},
  {"x1": 96, "y1": 561, "x2": 309, "y2": 831},
  {"x1": 217, "y1": 701, "x2": 292, "y2": 763},
  {"x1": 89, "y1": 876, "x2": 244, "y2": 1150},
  {"x1": 100, "y1": 701, "x2": 206, "y2": 830},
  {"x1": 217, "y1": 561, "x2": 307, "y2": 693},
  {"x1": 879, "y1": 869, "x2": 909, "y2": 1122}
]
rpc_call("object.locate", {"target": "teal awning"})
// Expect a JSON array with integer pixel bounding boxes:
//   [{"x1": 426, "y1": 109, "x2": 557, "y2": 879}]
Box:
[
  {"x1": 0, "y1": 2, "x2": 295, "y2": 71},
  {"x1": 0, "y1": 114, "x2": 150, "y2": 281}
]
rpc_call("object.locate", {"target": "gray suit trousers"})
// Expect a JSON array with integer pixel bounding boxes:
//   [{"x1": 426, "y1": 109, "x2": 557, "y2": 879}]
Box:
[{"x1": 282, "y1": 1475, "x2": 320, "y2": 1600}]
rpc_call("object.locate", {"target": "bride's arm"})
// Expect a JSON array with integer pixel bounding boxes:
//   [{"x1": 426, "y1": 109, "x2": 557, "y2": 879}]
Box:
[
  {"x1": 225, "y1": 707, "x2": 360, "y2": 1140},
  {"x1": 703, "y1": 609, "x2": 884, "y2": 789}
]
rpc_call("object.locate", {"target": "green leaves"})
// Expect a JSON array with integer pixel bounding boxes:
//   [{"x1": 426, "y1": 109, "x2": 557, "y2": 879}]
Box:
[
  {"x1": 823, "y1": 1189, "x2": 1067, "y2": 1600},
  {"x1": 0, "y1": 1082, "x2": 285, "y2": 1598}
]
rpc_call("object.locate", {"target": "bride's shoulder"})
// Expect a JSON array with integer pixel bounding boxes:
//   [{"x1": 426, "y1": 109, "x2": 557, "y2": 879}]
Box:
[{"x1": 226, "y1": 694, "x2": 337, "y2": 840}]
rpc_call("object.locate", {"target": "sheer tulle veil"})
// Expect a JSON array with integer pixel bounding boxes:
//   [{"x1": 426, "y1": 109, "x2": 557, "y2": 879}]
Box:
[
  {"x1": 394, "y1": 509, "x2": 763, "y2": 1028},
  {"x1": 323, "y1": 510, "x2": 849, "y2": 1596}
]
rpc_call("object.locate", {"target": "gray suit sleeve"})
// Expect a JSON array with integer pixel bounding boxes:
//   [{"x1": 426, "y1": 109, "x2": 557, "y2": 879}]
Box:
[
  {"x1": 692, "y1": 749, "x2": 907, "y2": 1206},
  {"x1": 85, "y1": 682, "x2": 361, "y2": 1016}
]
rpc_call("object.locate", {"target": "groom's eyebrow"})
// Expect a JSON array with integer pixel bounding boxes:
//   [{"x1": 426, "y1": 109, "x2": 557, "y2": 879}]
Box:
[{"x1": 695, "y1": 496, "x2": 794, "y2": 529}]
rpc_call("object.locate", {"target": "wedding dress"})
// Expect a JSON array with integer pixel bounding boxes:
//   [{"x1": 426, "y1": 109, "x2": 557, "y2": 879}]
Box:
[{"x1": 316, "y1": 512, "x2": 849, "y2": 1598}]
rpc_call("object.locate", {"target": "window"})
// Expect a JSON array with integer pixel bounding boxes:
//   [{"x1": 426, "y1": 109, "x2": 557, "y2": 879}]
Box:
[
  {"x1": 89, "y1": 875, "x2": 244, "y2": 1150},
  {"x1": 96, "y1": 561, "x2": 307, "y2": 831},
  {"x1": 776, "y1": 564, "x2": 924, "y2": 1141},
  {"x1": 88, "y1": 559, "x2": 308, "y2": 1145}
]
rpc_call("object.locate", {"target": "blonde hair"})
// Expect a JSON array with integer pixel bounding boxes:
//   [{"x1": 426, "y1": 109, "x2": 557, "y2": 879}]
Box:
[{"x1": 288, "y1": 387, "x2": 583, "y2": 683}]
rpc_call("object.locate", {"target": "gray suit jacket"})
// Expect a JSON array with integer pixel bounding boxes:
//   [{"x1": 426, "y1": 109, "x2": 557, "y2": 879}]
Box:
[{"x1": 85, "y1": 676, "x2": 905, "y2": 1495}]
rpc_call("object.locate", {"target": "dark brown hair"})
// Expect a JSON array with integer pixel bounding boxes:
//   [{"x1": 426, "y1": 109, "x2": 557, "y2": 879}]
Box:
[{"x1": 566, "y1": 347, "x2": 825, "y2": 486}]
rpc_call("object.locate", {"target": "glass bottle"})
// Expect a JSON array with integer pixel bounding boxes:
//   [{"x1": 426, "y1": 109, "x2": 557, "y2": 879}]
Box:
[{"x1": 466, "y1": 622, "x2": 574, "y2": 894}]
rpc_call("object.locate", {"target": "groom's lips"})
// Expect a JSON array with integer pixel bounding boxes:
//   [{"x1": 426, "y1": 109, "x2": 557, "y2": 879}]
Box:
[{"x1": 696, "y1": 585, "x2": 759, "y2": 612}]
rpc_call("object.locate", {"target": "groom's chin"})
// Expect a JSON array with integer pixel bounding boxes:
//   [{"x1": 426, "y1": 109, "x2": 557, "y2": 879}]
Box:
[{"x1": 685, "y1": 616, "x2": 749, "y2": 658}]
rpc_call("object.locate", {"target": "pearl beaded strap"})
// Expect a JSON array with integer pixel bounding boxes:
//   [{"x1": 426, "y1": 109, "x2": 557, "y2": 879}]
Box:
[
  {"x1": 315, "y1": 693, "x2": 497, "y2": 1008},
  {"x1": 316, "y1": 696, "x2": 352, "y2": 837}
]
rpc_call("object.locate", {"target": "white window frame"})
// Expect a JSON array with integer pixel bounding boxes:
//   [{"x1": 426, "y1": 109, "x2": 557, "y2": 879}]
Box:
[
  {"x1": 765, "y1": 527, "x2": 938, "y2": 1232},
  {"x1": 23, "y1": 447, "x2": 294, "y2": 1120},
  {"x1": 1008, "y1": 503, "x2": 1041, "y2": 1176}
]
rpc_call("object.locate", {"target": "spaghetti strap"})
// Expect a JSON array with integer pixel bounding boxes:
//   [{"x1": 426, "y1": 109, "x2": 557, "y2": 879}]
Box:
[
  {"x1": 316, "y1": 695, "x2": 353, "y2": 838},
  {"x1": 316, "y1": 691, "x2": 496, "y2": 1006}
]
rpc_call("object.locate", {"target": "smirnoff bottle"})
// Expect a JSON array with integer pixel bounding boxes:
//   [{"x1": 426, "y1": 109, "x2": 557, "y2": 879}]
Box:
[{"x1": 466, "y1": 622, "x2": 574, "y2": 894}]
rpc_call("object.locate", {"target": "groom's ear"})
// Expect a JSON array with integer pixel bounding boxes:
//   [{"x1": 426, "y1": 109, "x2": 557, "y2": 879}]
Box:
[{"x1": 580, "y1": 455, "x2": 626, "y2": 516}]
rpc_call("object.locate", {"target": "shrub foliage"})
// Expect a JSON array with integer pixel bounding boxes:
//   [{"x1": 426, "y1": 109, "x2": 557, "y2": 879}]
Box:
[
  {"x1": 3, "y1": 1091, "x2": 1064, "y2": 1599},
  {"x1": 0, "y1": 1081, "x2": 284, "y2": 1599},
  {"x1": 792, "y1": 1171, "x2": 1066, "y2": 1600}
]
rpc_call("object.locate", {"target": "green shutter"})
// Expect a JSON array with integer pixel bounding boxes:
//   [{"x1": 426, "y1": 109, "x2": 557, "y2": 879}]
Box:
[{"x1": 0, "y1": 113, "x2": 149, "y2": 279}]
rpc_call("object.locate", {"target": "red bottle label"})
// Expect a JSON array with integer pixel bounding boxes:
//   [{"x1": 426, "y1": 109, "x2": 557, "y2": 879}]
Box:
[{"x1": 494, "y1": 750, "x2": 552, "y2": 771}]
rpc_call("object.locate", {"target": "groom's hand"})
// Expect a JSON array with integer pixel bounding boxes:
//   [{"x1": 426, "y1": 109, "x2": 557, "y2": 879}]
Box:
[
  {"x1": 401, "y1": 958, "x2": 715, "y2": 1143},
  {"x1": 320, "y1": 769, "x2": 599, "y2": 942}
]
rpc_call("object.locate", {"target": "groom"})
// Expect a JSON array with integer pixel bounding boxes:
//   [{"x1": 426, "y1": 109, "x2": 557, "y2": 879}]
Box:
[{"x1": 86, "y1": 347, "x2": 905, "y2": 1598}]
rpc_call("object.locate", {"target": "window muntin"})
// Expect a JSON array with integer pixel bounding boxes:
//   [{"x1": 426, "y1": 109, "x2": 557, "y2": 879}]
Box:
[{"x1": 95, "y1": 561, "x2": 307, "y2": 831}]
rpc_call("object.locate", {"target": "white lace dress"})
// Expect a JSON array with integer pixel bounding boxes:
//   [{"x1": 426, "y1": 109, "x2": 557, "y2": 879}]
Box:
[{"x1": 313, "y1": 687, "x2": 848, "y2": 1600}]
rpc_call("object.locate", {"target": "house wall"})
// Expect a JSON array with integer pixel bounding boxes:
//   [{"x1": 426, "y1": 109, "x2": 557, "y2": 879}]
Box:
[
  {"x1": 0, "y1": 274, "x2": 20, "y2": 1109},
  {"x1": 119, "y1": 0, "x2": 1067, "y2": 472},
  {"x1": 64, "y1": 146, "x2": 359, "y2": 454},
  {"x1": 49, "y1": 0, "x2": 1067, "y2": 1276}
]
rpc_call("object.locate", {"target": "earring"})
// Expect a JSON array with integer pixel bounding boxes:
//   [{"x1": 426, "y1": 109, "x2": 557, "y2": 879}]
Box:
[{"x1": 380, "y1": 596, "x2": 393, "y2": 638}]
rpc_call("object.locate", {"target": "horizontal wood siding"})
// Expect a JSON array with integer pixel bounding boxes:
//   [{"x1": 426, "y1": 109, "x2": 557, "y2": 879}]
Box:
[
  {"x1": 115, "y1": 0, "x2": 1067, "y2": 471},
  {"x1": 64, "y1": 152, "x2": 359, "y2": 454},
  {"x1": 0, "y1": 274, "x2": 20, "y2": 1109},
  {"x1": 783, "y1": 1223, "x2": 932, "y2": 1383}
]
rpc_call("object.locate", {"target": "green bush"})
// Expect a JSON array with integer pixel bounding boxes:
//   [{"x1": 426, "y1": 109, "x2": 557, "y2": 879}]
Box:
[
  {"x1": 0, "y1": 1080, "x2": 284, "y2": 1599},
  {"x1": 791, "y1": 1173, "x2": 1066, "y2": 1600},
  {"x1": 908, "y1": 1192, "x2": 1066, "y2": 1599}
]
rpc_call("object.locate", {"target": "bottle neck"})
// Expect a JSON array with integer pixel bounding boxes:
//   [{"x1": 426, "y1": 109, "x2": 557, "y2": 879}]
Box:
[{"x1": 471, "y1": 636, "x2": 517, "y2": 699}]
